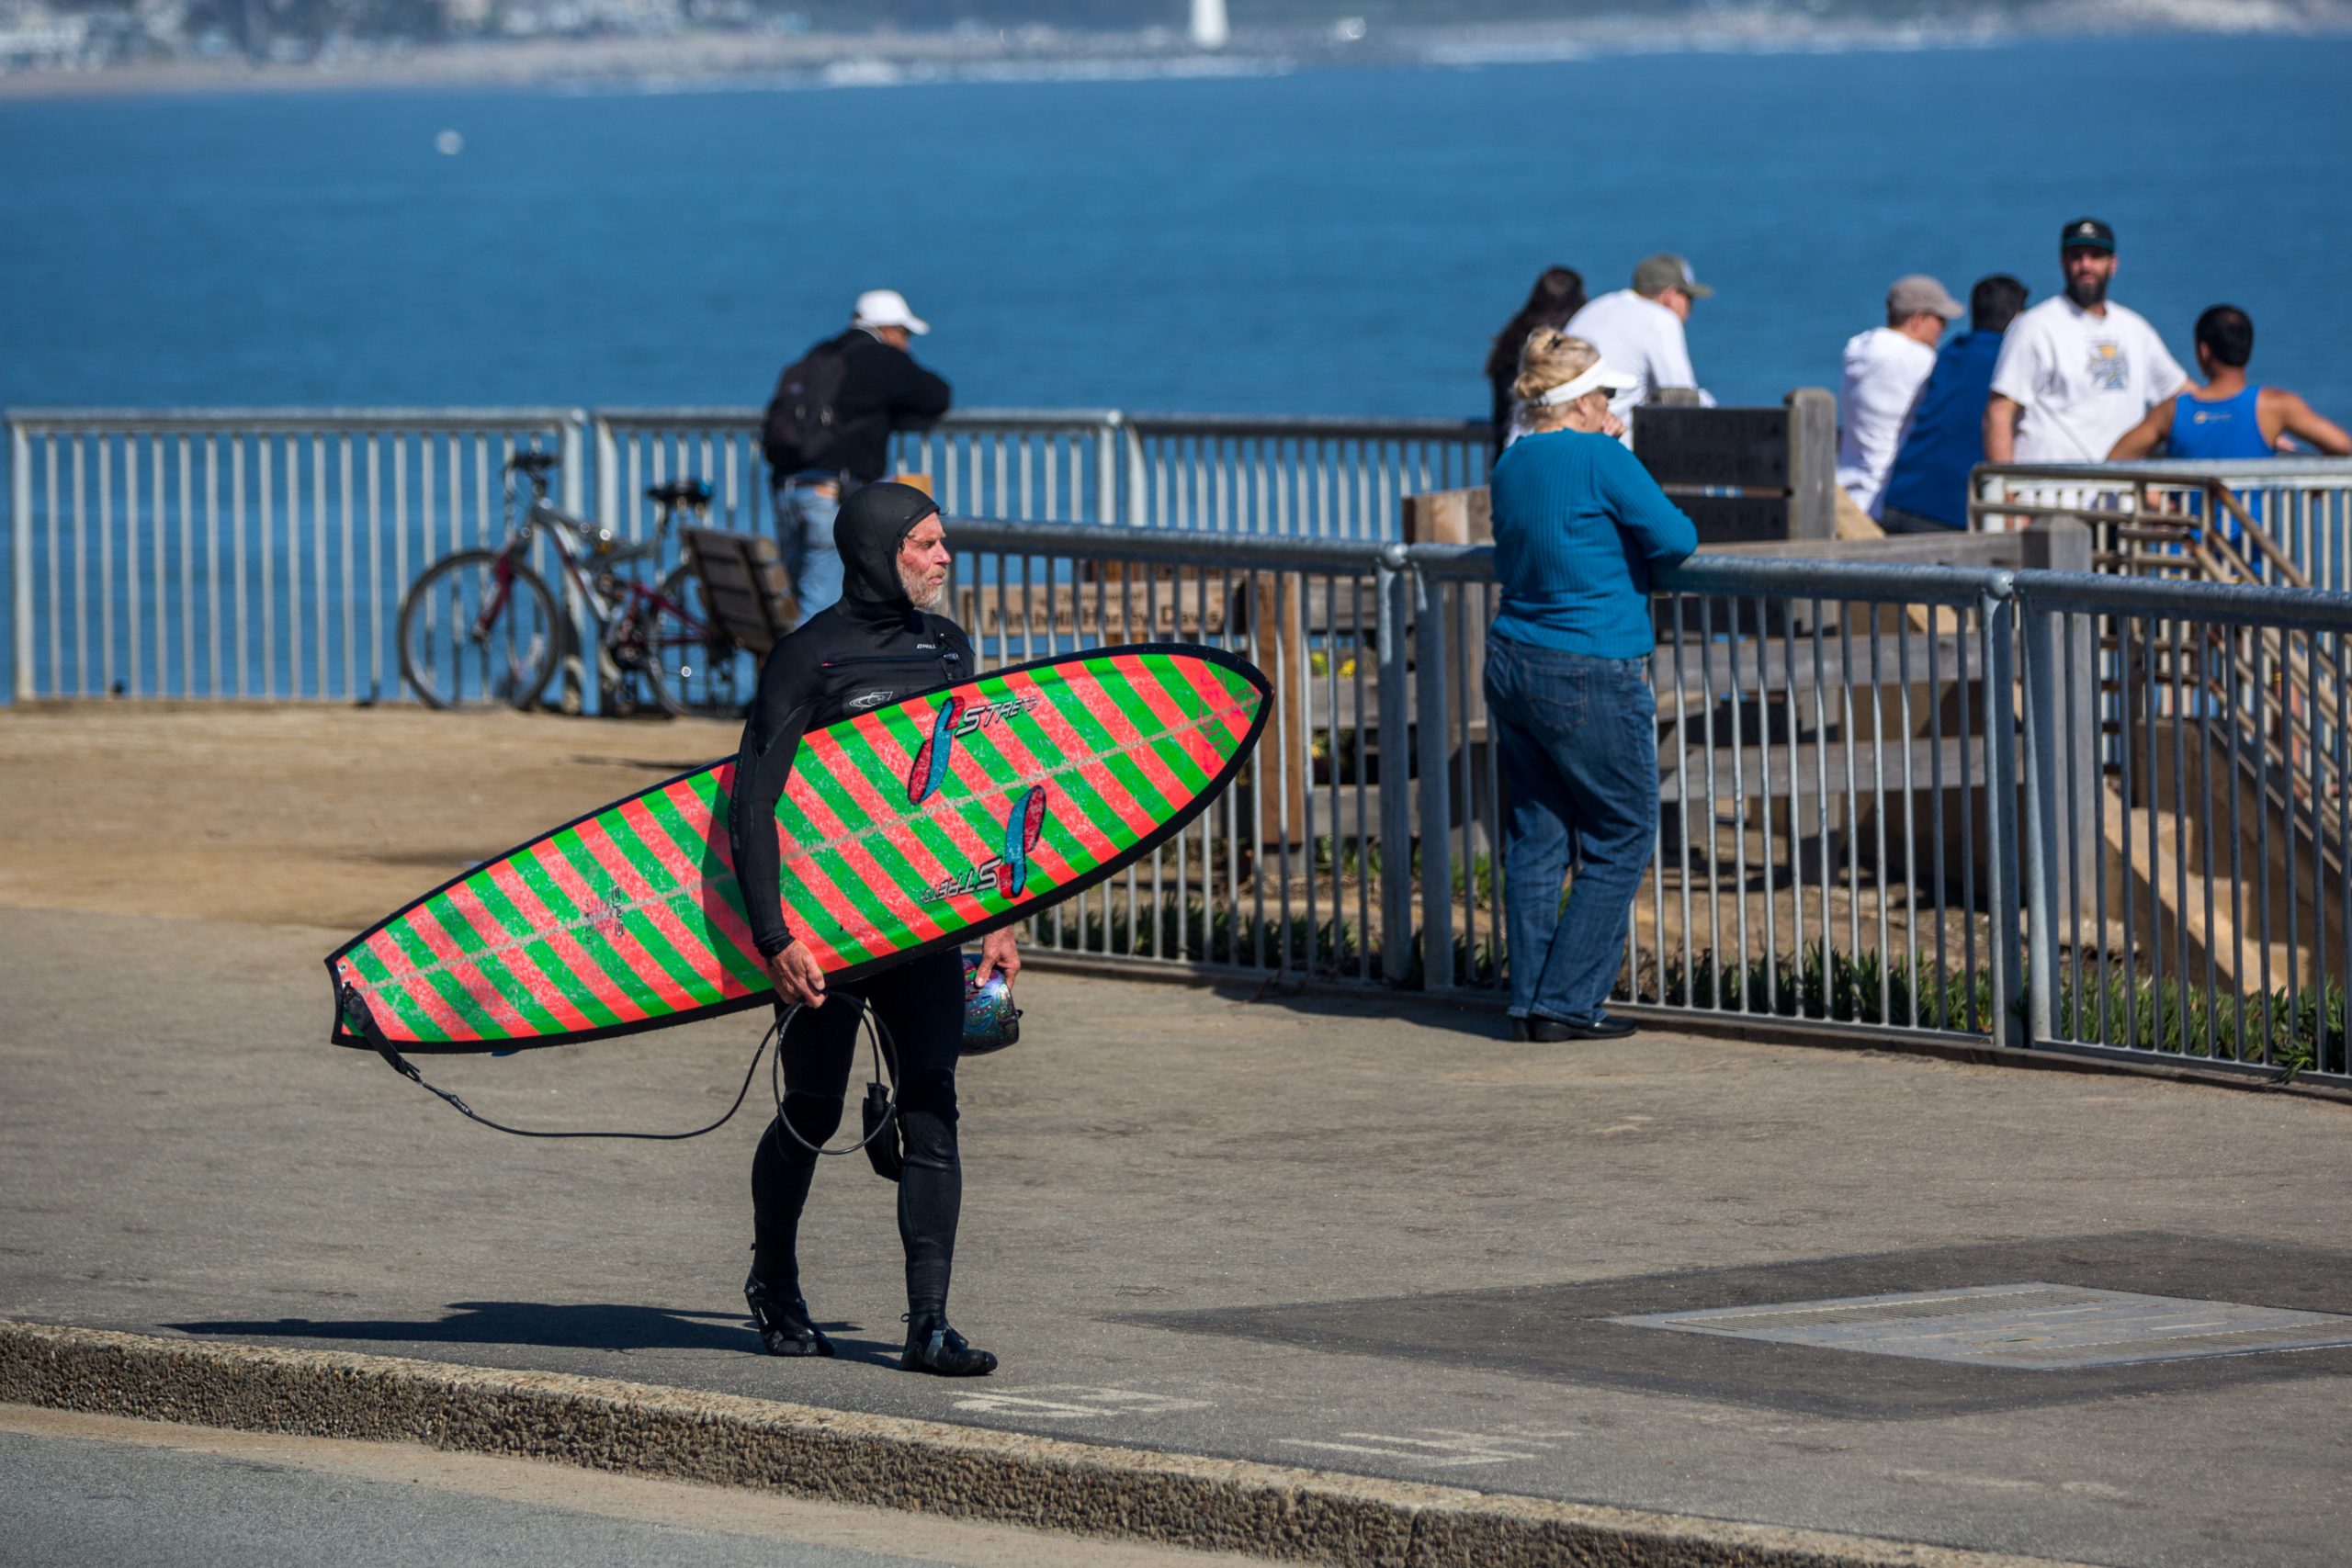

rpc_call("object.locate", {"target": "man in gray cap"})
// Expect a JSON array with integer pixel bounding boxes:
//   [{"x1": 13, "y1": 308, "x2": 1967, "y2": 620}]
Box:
[
  {"x1": 1836, "y1": 274, "x2": 1965, "y2": 516},
  {"x1": 1563, "y1": 253, "x2": 1714, "y2": 443}
]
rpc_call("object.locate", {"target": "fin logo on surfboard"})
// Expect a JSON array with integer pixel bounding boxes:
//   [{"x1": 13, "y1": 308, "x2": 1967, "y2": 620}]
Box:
[
  {"x1": 907, "y1": 693, "x2": 1037, "y2": 806},
  {"x1": 919, "y1": 784, "x2": 1052, "y2": 906},
  {"x1": 998, "y1": 784, "x2": 1047, "y2": 898}
]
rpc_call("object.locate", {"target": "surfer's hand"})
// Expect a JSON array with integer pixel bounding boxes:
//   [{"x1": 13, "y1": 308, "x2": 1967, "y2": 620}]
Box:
[
  {"x1": 768, "y1": 942, "x2": 827, "y2": 1009},
  {"x1": 976, "y1": 927, "x2": 1021, "y2": 990}
]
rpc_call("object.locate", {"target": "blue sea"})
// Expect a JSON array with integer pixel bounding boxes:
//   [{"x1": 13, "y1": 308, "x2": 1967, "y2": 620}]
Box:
[{"x1": 4, "y1": 33, "x2": 2351, "y2": 421}]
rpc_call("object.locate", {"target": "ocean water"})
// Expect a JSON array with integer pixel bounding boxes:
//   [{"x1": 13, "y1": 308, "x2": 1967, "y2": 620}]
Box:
[{"x1": 4, "y1": 33, "x2": 2351, "y2": 423}]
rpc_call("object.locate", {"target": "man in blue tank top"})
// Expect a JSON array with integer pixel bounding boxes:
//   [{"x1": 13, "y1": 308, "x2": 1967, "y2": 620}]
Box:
[{"x1": 2108, "y1": 305, "x2": 2350, "y2": 460}]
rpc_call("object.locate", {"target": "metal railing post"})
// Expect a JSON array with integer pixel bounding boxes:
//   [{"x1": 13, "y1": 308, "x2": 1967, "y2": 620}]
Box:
[
  {"x1": 1123, "y1": 419, "x2": 1148, "y2": 527},
  {"x1": 1094, "y1": 413, "x2": 1120, "y2": 525},
  {"x1": 592, "y1": 413, "x2": 620, "y2": 539},
  {"x1": 1374, "y1": 547, "x2": 1414, "y2": 984},
  {"x1": 1982, "y1": 581, "x2": 2025, "y2": 1049},
  {"x1": 560, "y1": 411, "x2": 596, "y2": 716},
  {"x1": 2018, "y1": 588, "x2": 2061, "y2": 1046},
  {"x1": 10, "y1": 418, "x2": 32, "y2": 700},
  {"x1": 1413, "y1": 560, "x2": 1455, "y2": 989}
]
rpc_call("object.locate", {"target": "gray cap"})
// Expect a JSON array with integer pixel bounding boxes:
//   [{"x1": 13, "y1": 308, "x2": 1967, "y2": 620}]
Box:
[
  {"x1": 1634, "y1": 253, "x2": 1713, "y2": 299},
  {"x1": 1887, "y1": 274, "x2": 1964, "y2": 321}
]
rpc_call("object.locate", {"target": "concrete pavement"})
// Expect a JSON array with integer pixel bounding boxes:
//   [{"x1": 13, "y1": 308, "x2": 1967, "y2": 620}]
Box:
[{"x1": 6, "y1": 897, "x2": 2352, "y2": 1565}]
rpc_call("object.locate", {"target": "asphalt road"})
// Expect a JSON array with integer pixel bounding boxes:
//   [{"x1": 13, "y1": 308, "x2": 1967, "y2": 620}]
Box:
[
  {"x1": 9, "y1": 710, "x2": 2352, "y2": 1567},
  {"x1": 0, "y1": 1405, "x2": 1268, "y2": 1568}
]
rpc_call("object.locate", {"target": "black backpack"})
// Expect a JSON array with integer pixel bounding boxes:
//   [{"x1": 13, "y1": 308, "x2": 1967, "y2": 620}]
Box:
[{"x1": 761, "y1": 342, "x2": 850, "y2": 474}]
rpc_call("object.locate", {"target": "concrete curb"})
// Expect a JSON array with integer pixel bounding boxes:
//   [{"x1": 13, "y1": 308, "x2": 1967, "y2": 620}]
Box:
[{"x1": 0, "y1": 1319, "x2": 2098, "y2": 1568}]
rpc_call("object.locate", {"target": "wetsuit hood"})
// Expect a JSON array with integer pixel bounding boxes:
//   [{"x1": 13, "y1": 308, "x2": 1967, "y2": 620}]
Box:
[{"x1": 837, "y1": 481, "x2": 942, "y2": 615}]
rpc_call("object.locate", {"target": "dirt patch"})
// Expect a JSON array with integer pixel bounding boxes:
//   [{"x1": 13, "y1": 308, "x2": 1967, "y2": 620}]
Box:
[{"x1": 0, "y1": 705, "x2": 742, "y2": 932}]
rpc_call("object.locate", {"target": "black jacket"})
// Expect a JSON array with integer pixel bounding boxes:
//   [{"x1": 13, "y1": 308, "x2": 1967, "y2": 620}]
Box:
[
  {"x1": 775, "y1": 327, "x2": 953, "y2": 486},
  {"x1": 728, "y1": 483, "x2": 972, "y2": 958}
]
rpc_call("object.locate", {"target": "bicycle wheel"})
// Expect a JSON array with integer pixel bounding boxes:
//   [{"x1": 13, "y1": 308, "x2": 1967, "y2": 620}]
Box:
[
  {"x1": 641, "y1": 565, "x2": 757, "y2": 719},
  {"x1": 398, "y1": 549, "x2": 562, "y2": 711}
]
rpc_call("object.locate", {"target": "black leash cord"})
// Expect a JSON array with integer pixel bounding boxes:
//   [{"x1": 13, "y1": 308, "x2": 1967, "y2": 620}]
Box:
[
  {"x1": 341, "y1": 983, "x2": 897, "y2": 1147},
  {"x1": 769, "y1": 997, "x2": 899, "y2": 1159},
  {"x1": 373, "y1": 1020, "x2": 772, "y2": 1141}
]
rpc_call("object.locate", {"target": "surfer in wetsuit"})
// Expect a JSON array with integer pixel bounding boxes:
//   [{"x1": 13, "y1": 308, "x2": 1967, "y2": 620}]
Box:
[{"x1": 728, "y1": 480, "x2": 1013, "y2": 1377}]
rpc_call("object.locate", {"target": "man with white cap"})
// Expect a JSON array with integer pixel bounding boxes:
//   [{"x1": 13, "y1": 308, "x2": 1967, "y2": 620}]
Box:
[
  {"x1": 1563, "y1": 253, "x2": 1716, "y2": 445},
  {"x1": 760, "y1": 288, "x2": 953, "y2": 615},
  {"x1": 1836, "y1": 274, "x2": 1965, "y2": 517}
]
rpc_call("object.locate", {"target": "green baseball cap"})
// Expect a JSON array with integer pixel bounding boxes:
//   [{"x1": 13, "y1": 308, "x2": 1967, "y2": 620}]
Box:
[
  {"x1": 1634, "y1": 252, "x2": 1713, "y2": 299},
  {"x1": 2060, "y1": 217, "x2": 2116, "y2": 254}
]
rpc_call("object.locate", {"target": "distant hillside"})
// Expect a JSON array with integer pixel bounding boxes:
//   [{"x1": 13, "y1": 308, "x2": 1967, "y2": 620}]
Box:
[{"x1": 8, "y1": 0, "x2": 2347, "y2": 82}]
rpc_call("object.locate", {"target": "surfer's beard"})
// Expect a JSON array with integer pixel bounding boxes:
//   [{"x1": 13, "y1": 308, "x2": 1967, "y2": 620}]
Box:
[
  {"x1": 2065, "y1": 273, "x2": 2109, "y2": 310},
  {"x1": 900, "y1": 564, "x2": 948, "y2": 611}
]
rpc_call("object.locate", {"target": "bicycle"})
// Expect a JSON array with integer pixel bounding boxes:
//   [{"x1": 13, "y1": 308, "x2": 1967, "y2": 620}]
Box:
[{"x1": 397, "y1": 451, "x2": 754, "y2": 718}]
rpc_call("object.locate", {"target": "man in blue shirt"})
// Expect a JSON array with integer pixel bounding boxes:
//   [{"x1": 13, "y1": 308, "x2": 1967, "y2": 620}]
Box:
[{"x1": 1879, "y1": 275, "x2": 2029, "y2": 533}]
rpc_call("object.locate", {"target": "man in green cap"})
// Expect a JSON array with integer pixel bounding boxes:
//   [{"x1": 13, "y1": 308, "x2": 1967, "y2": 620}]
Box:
[{"x1": 1563, "y1": 253, "x2": 1716, "y2": 444}]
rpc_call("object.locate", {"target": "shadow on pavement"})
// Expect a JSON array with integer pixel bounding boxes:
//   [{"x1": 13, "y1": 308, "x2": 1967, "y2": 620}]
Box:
[{"x1": 166, "y1": 1301, "x2": 903, "y2": 1368}]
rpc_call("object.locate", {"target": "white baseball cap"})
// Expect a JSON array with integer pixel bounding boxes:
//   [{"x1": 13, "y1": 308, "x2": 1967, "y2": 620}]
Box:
[{"x1": 853, "y1": 288, "x2": 930, "y2": 335}]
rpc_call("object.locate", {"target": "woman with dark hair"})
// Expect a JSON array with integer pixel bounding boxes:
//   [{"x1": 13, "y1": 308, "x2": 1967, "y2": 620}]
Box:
[{"x1": 1486, "y1": 266, "x2": 1588, "y2": 456}]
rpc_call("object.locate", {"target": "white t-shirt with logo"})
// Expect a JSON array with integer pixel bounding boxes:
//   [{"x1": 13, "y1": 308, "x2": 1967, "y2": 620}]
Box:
[
  {"x1": 1989, "y1": 296, "x2": 2188, "y2": 463},
  {"x1": 1836, "y1": 325, "x2": 1938, "y2": 516}
]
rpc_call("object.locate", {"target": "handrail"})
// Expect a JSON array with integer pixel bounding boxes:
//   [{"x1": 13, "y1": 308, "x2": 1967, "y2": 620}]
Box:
[
  {"x1": 952, "y1": 516, "x2": 1403, "y2": 574},
  {"x1": 3, "y1": 406, "x2": 585, "y2": 433},
  {"x1": 590, "y1": 405, "x2": 1127, "y2": 434}
]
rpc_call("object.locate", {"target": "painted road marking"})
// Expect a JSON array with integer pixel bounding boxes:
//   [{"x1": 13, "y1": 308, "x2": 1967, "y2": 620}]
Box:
[
  {"x1": 950, "y1": 1385, "x2": 1213, "y2": 1420},
  {"x1": 1277, "y1": 1430, "x2": 1552, "y2": 1468}
]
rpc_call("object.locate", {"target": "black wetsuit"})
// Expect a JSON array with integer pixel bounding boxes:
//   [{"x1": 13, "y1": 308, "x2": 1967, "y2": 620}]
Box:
[{"x1": 728, "y1": 483, "x2": 974, "y2": 1325}]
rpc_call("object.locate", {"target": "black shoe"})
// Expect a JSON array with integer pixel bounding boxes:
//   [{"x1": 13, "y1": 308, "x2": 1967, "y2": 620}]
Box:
[
  {"x1": 900, "y1": 1316, "x2": 997, "y2": 1377},
  {"x1": 1525, "y1": 1012, "x2": 1637, "y2": 1043},
  {"x1": 744, "y1": 1271, "x2": 834, "y2": 1358},
  {"x1": 1507, "y1": 1015, "x2": 1530, "y2": 1042}
]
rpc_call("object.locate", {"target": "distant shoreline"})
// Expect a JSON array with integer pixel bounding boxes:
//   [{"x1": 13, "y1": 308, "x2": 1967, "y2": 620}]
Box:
[{"x1": 6, "y1": 8, "x2": 2351, "y2": 104}]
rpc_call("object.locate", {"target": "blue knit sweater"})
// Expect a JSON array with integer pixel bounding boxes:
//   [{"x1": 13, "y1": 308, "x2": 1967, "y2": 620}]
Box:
[{"x1": 1488, "y1": 429, "x2": 1699, "y2": 658}]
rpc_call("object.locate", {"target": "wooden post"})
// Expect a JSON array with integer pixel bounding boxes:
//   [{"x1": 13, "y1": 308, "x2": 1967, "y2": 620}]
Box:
[
  {"x1": 1784, "y1": 387, "x2": 1837, "y2": 542},
  {"x1": 1250, "y1": 572, "x2": 1308, "y2": 848}
]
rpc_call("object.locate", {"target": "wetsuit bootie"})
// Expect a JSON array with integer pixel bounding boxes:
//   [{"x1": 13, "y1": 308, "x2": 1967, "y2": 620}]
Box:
[
  {"x1": 745, "y1": 1271, "x2": 834, "y2": 1358},
  {"x1": 899, "y1": 1314, "x2": 996, "y2": 1377}
]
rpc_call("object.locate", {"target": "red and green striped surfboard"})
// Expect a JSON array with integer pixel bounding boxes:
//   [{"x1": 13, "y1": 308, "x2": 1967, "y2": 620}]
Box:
[{"x1": 327, "y1": 644, "x2": 1269, "y2": 1054}]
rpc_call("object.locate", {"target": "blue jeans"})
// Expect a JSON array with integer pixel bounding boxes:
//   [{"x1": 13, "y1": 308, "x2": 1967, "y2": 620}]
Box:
[
  {"x1": 773, "y1": 473, "x2": 845, "y2": 615},
  {"x1": 1484, "y1": 636, "x2": 1658, "y2": 1024}
]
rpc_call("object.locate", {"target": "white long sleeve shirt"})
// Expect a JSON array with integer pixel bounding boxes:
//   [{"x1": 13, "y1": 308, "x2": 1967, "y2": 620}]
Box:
[
  {"x1": 1563, "y1": 288, "x2": 1708, "y2": 446},
  {"x1": 1836, "y1": 325, "x2": 1938, "y2": 517}
]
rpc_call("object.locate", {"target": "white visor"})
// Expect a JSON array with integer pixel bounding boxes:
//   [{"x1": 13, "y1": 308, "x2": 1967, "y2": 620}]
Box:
[{"x1": 1533, "y1": 360, "x2": 1640, "y2": 407}]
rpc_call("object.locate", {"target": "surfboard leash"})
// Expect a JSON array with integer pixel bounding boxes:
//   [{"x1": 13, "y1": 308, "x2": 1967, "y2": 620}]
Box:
[{"x1": 337, "y1": 982, "x2": 775, "y2": 1140}]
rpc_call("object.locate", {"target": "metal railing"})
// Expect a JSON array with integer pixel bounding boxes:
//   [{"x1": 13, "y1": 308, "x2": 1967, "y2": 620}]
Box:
[
  {"x1": 7, "y1": 408, "x2": 580, "y2": 702},
  {"x1": 9, "y1": 413, "x2": 2346, "y2": 1084},
  {"x1": 1974, "y1": 457, "x2": 2352, "y2": 591},
  {"x1": 1972, "y1": 460, "x2": 2349, "y2": 919},
  {"x1": 938, "y1": 516, "x2": 2350, "y2": 1089},
  {"x1": 7, "y1": 404, "x2": 1487, "y2": 702},
  {"x1": 945, "y1": 518, "x2": 1408, "y2": 987}
]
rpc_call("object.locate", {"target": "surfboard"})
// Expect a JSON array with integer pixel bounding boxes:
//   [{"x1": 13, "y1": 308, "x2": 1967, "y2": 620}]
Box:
[{"x1": 327, "y1": 643, "x2": 1269, "y2": 1054}]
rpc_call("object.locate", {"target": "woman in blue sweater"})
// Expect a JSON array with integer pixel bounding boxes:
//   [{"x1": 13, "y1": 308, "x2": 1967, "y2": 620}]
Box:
[{"x1": 1486, "y1": 331, "x2": 1698, "y2": 1042}]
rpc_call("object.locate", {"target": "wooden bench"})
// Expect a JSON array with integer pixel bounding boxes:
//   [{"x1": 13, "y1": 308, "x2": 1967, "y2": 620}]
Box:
[{"x1": 678, "y1": 525, "x2": 798, "y2": 656}]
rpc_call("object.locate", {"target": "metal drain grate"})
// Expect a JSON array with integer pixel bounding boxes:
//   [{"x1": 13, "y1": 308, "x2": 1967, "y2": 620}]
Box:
[{"x1": 1611, "y1": 1281, "x2": 2352, "y2": 1370}]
